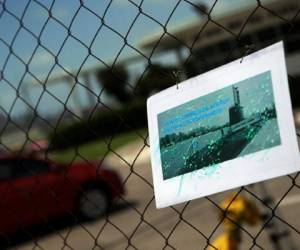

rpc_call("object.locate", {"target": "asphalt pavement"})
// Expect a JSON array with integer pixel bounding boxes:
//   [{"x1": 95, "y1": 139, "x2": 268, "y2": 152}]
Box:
[{"x1": 11, "y1": 130, "x2": 300, "y2": 250}]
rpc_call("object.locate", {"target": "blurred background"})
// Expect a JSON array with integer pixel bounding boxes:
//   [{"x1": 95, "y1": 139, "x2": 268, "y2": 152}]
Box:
[{"x1": 0, "y1": 0, "x2": 300, "y2": 249}]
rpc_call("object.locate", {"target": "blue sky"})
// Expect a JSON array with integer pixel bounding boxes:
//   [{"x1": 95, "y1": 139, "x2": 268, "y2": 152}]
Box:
[{"x1": 0, "y1": 0, "x2": 273, "y2": 119}]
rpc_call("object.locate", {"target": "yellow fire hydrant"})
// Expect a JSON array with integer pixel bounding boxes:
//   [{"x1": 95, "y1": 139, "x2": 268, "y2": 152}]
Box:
[{"x1": 209, "y1": 194, "x2": 260, "y2": 250}]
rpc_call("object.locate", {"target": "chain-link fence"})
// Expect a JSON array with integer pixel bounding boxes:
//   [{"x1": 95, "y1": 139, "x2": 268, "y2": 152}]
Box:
[{"x1": 0, "y1": 0, "x2": 300, "y2": 249}]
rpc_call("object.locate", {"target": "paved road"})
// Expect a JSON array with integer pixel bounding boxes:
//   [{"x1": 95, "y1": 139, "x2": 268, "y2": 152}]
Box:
[{"x1": 12, "y1": 131, "x2": 300, "y2": 250}]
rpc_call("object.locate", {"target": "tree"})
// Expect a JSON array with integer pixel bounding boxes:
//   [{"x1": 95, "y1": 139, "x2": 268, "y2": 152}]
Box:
[
  {"x1": 96, "y1": 65, "x2": 131, "y2": 103},
  {"x1": 136, "y1": 64, "x2": 178, "y2": 98},
  {"x1": 192, "y1": 3, "x2": 208, "y2": 17}
]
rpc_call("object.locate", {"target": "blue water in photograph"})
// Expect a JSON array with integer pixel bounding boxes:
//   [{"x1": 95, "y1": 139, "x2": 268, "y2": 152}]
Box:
[{"x1": 158, "y1": 71, "x2": 281, "y2": 180}]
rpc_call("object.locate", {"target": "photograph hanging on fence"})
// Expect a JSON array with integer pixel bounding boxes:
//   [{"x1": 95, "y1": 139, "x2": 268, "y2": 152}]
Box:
[
  {"x1": 148, "y1": 42, "x2": 300, "y2": 208},
  {"x1": 158, "y1": 70, "x2": 281, "y2": 180}
]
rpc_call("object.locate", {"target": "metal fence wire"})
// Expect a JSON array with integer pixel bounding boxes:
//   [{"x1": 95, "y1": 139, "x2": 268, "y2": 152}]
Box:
[{"x1": 0, "y1": 0, "x2": 300, "y2": 249}]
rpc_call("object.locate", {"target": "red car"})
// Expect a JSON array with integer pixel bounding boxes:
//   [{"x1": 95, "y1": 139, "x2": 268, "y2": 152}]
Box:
[{"x1": 0, "y1": 155, "x2": 124, "y2": 237}]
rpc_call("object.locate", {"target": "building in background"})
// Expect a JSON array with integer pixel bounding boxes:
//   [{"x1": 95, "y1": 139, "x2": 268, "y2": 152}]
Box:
[{"x1": 140, "y1": 0, "x2": 300, "y2": 105}]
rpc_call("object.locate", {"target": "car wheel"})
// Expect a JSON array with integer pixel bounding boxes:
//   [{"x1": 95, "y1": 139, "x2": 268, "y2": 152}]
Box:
[{"x1": 78, "y1": 187, "x2": 109, "y2": 220}]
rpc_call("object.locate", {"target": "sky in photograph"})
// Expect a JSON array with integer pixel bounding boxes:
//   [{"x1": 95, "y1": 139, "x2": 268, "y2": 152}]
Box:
[
  {"x1": 0, "y1": 0, "x2": 274, "y2": 118},
  {"x1": 158, "y1": 71, "x2": 275, "y2": 137}
]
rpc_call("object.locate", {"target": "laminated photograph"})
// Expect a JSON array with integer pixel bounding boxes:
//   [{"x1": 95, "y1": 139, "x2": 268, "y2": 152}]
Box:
[{"x1": 147, "y1": 42, "x2": 300, "y2": 208}]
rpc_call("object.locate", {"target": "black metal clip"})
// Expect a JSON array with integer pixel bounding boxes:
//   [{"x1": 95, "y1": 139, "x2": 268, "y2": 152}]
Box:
[
  {"x1": 240, "y1": 44, "x2": 254, "y2": 63},
  {"x1": 173, "y1": 70, "x2": 182, "y2": 90}
]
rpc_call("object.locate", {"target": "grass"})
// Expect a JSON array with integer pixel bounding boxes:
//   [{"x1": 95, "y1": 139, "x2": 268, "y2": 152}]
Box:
[{"x1": 51, "y1": 128, "x2": 147, "y2": 163}]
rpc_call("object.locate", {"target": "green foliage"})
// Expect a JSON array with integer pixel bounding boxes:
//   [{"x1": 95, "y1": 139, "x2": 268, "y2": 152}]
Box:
[
  {"x1": 96, "y1": 65, "x2": 131, "y2": 103},
  {"x1": 136, "y1": 64, "x2": 177, "y2": 98},
  {"x1": 48, "y1": 102, "x2": 147, "y2": 150},
  {"x1": 51, "y1": 128, "x2": 147, "y2": 163},
  {"x1": 159, "y1": 125, "x2": 225, "y2": 149},
  {"x1": 52, "y1": 63, "x2": 179, "y2": 150}
]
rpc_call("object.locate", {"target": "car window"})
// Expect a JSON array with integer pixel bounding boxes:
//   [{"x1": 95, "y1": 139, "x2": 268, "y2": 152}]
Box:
[
  {"x1": 14, "y1": 159, "x2": 50, "y2": 179},
  {"x1": 0, "y1": 161, "x2": 13, "y2": 181}
]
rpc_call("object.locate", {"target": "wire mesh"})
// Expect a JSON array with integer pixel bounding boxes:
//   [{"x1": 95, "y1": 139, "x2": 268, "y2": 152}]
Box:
[{"x1": 0, "y1": 0, "x2": 300, "y2": 249}]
